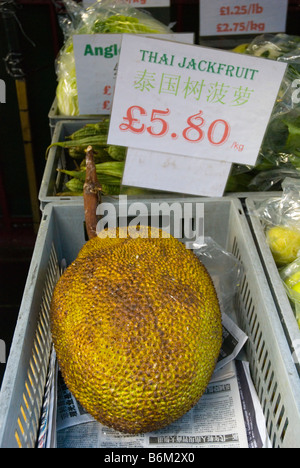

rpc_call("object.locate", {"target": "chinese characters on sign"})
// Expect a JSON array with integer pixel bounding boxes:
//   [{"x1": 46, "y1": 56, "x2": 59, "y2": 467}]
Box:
[{"x1": 134, "y1": 68, "x2": 254, "y2": 106}]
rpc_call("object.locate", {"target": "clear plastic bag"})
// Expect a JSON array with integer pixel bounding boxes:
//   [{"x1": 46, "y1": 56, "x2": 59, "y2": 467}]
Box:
[
  {"x1": 252, "y1": 178, "x2": 300, "y2": 268},
  {"x1": 55, "y1": 0, "x2": 172, "y2": 116},
  {"x1": 280, "y1": 256, "x2": 300, "y2": 329},
  {"x1": 193, "y1": 237, "x2": 243, "y2": 323},
  {"x1": 227, "y1": 33, "x2": 300, "y2": 193},
  {"x1": 251, "y1": 178, "x2": 300, "y2": 328},
  {"x1": 254, "y1": 177, "x2": 300, "y2": 226},
  {"x1": 245, "y1": 33, "x2": 300, "y2": 62}
]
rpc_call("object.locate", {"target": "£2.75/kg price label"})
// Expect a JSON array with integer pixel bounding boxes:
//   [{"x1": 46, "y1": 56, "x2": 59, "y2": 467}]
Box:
[{"x1": 108, "y1": 35, "x2": 286, "y2": 167}]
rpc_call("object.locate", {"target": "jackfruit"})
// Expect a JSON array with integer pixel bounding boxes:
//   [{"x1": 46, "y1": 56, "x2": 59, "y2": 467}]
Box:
[{"x1": 50, "y1": 225, "x2": 222, "y2": 434}]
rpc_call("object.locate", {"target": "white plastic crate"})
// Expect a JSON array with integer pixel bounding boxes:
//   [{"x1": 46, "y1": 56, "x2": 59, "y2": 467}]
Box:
[
  {"x1": 39, "y1": 120, "x2": 179, "y2": 210},
  {"x1": 40, "y1": 119, "x2": 104, "y2": 210},
  {"x1": 0, "y1": 198, "x2": 299, "y2": 448},
  {"x1": 48, "y1": 98, "x2": 102, "y2": 137},
  {"x1": 245, "y1": 196, "x2": 300, "y2": 375}
]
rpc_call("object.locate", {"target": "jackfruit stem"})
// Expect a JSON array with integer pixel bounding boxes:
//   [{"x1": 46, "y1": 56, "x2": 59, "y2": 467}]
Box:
[{"x1": 83, "y1": 145, "x2": 102, "y2": 239}]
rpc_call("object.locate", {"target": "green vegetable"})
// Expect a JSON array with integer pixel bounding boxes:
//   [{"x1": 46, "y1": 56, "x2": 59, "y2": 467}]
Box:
[
  {"x1": 56, "y1": 5, "x2": 171, "y2": 116},
  {"x1": 47, "y1": 134, "x2": 108, "y2": 152},
  {"x1": 284, "y1": 117, "x2": 300, "y2": 159},
  {"x1": 50, "y1": 117, "x2": 129, "y2": 196},
  {"x1": 58, "y1": 169, "x2": 86, "y2": 182},
  {"x1": 107, "y1": 145, "x2": 126, "y2": 161},
  {"x1": 66, "y1": 178, "x2": 84, "y2": 192},
  {"x1": 47, "y1": 121, "x2": 127, "y2": 166},
  {"x1": 95, "y1": 161, "x2": 124, "y2": 178},
  {"x1": 90, "y1": 15, "x2": 165, "y2": 35},
  {"x1": 227, "y1": 34, "x2": 300, "y2": 191},
  {"x1": 67, "y1": 120, "x2": 110, "y2": 140},
  {"x1": 101, "y1": 184, "x2": 122, "y2": 196},
  {"x1": 58, "y1": 161, "x2": 124, "y2": 187},
  {"x1": 70, "y1": 146, "x2": 111, "y2": 162}
]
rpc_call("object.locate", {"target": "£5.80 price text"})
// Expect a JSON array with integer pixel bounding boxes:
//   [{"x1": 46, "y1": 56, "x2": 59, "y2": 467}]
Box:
[{"x1": 119, "y1": 106, "x2": 231, "y2": 146}]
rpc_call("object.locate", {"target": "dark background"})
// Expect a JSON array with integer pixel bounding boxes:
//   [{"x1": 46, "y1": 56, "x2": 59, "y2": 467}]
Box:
[{"x1": 0, "y1": 0, "x2": 299, "y2": 385}]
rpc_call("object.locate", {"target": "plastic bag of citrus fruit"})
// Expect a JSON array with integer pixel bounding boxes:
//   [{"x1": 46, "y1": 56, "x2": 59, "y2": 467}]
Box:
[
  {"x1": 280, "y1": 258, "x2": 300, "y2": 328},
  {"x1": 253, "y1": 177, "x2": 300, "y2": 266}
]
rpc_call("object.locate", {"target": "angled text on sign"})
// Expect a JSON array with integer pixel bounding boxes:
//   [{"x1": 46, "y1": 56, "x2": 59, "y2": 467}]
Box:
[{"x1": 73, "y1": 33, "x2": 194, "y2": 115}]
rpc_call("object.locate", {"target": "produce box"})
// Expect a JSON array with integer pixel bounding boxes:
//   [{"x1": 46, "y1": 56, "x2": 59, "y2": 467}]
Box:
[
  {"x1": 0, "y1": 198, "x2": 299, "y2": 448},
  {"x1": 40, "y1": 119, "x2": 101, "y2": 209},
  {"x1": 48, "y1": 98, "x2": 102, "y2": 137},
  {"x1": 245, "y1": 196, "x2": 300, "y2": 375},
  {"x1": 40, "y1": 120, "x2": 282, "y2": 211},
  {"x1": 40, "y1": 119, "x2": 195, "y2": 211}
]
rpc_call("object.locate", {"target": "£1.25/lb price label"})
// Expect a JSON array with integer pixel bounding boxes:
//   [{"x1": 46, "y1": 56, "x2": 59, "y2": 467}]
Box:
[
  {"x1": 108, "y1": 35, "x2": 287, "y2": 167},
  {"x1": 200, "y1": 0, "x2": 288, "y2": 36}
]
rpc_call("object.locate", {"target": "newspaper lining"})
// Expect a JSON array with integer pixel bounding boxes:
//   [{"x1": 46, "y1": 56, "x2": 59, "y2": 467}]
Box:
[{"x1": 38, "y1": 313, "x2": 270, "y2": 448}]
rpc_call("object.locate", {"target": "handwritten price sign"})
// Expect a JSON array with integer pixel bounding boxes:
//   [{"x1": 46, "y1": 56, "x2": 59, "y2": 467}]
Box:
[
  {"x1": 108, "y1": 35, "x2": 286, "y2": 167},
  {"x1": 200, "y1": 0, "x2": 288, "y2": 36}
]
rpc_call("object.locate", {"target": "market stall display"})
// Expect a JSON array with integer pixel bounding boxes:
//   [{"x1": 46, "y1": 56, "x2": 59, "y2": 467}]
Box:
[
  {"x1": 2, "y1": 0, "x2": 300, "y2": 451},
  {"x1": 47, "y1": 119, "x2": 126, "y2": 196},
  {"x1": 39, "y1": 119, "x2": 177, "y2": 209},
  {"x1": 229, "y1": 33, "x2": 300, "y2": 192},
  {"x1": 46, "y1": 33, "x2": 300, "y2": 204},
  {"x1": 1, "y1": 198, "x2": 299, "y2": 448},
  {"x1": 246, "y1": 178, "x2": 300, "y2": 375}
]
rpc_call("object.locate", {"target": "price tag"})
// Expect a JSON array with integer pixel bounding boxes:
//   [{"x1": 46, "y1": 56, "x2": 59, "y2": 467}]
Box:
[
  {"x1": 200, "y1": 0, "x2": 288, "y2": 37},
  {"x1": 122, "y1": 149, "x2": 232, "y2": 197},
  {"x1": 108, "y1": 34, "x2": 287, "y2": 166},
  {"x1": 73, "y1": 33, "x2": 194, "y2": 115}
]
